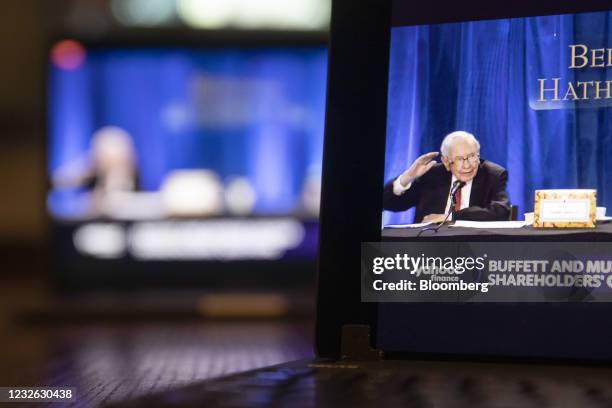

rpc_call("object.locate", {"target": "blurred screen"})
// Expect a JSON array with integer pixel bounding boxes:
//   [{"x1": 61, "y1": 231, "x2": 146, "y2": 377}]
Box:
[{"x1": 46, "y1": 41, "x2": 326, "y2": 287}]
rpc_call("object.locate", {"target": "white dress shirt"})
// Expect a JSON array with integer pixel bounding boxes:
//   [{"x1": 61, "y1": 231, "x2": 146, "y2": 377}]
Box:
[{"x1": 392, "y1": 174, "x2": 472, "y2": 214}]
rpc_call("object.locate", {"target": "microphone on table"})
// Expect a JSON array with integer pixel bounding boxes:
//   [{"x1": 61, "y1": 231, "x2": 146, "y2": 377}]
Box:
[
  {"x1": 449, "y1": 180, "x2": 466, "y2": 218},
  {"x1": 449, "y1": 180, "x2": 466, "y2": 202},
  {"x1": 416, "y1": 180, "x2": 466, "y2": 237}
]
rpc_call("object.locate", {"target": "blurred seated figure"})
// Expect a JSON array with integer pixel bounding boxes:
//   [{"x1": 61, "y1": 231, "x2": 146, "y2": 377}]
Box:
[
  {"x1": 51, "y1": 126, "x2": 139, "y2": 218},
  {"x1": 88, "y1": 126, "x2": 138, "y2": 193}
]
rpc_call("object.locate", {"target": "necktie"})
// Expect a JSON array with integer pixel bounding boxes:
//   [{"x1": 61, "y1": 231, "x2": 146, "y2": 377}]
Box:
[{"x1": 454, "y1": 187, "x2": 462, "y2": 212}]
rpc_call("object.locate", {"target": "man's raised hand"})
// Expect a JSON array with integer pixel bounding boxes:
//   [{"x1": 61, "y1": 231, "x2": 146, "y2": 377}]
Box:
[{"x1": 398, "y1": 151, "x2": 439, "y2": 187}]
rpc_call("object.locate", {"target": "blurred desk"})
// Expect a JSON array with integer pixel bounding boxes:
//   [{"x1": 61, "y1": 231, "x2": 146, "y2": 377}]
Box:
[{"x1": 382, "y1": 222, "x2": 612, "y2": 241}]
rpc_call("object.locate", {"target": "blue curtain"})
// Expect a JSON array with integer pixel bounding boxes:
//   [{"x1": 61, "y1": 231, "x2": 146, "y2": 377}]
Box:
[{"x1": 384, "y1": 12, "x2": 612, "y2": 225}]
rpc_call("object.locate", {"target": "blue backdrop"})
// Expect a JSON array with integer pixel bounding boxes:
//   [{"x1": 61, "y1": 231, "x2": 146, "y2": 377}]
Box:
[
  {"x1": 48, "y1": 46, "x2": 327, "y2": 216},
  {"x1": 384, "y1": 11, "x2": 612, "y2": 225}
]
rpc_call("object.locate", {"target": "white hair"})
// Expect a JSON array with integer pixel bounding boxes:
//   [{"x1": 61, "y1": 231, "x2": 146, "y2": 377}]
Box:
[{"x1": 440, "y1": 131, "x2": 480, "y2": 157}]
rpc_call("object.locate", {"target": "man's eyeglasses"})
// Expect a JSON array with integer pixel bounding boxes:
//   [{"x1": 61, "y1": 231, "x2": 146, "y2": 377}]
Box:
[{"x1": 448, "y1": 152, "x2": 479, "y2": 166}]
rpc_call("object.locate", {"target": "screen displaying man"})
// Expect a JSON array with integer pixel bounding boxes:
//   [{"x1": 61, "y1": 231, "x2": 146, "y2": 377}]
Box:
[{"x1": 383, "y1": 131, "x2": 510, "y2": 223}]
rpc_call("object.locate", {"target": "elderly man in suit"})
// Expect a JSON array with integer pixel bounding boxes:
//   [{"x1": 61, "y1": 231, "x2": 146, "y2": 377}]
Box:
[{"x1": 383, "y1": 131, "x2": 510, "y2": 223}]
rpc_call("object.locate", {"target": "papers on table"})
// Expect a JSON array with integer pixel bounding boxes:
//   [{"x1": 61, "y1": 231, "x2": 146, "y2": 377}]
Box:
[
  {"x1": 449, "y1": 220, "x2": 526, "y2": 229},
  {"x1": 385, "y1": 222, "x2": 433, "y2": 229},
  {"x1": 384, "y1": 220, "x2": 527, "y2": 229}
]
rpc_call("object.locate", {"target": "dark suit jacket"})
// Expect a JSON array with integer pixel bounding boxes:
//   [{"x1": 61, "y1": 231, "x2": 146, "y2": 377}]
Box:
[{"x1": 383, "y1": 160, "x2": 510, "y2": 222}]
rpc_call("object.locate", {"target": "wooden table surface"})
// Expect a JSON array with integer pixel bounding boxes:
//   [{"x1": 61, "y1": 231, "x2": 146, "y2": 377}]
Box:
[{"x1": 0, "y1": 278, "x2": 314, "y2": 407}]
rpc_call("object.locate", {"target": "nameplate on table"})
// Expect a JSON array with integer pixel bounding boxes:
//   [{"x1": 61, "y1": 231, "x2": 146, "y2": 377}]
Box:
[{"x1": 534, "y1": 189, "x2": 596, "y2": 228}]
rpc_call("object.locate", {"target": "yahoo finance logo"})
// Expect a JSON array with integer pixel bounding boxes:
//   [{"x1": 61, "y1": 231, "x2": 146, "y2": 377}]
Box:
[{"x1": 372, "y1": 253, "x2": 486, "y2": 276}]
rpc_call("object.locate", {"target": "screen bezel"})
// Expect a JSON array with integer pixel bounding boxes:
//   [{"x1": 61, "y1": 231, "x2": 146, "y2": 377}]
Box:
[{"x1": 316, "y1": 0, "x2": 612, "y2": 361}]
